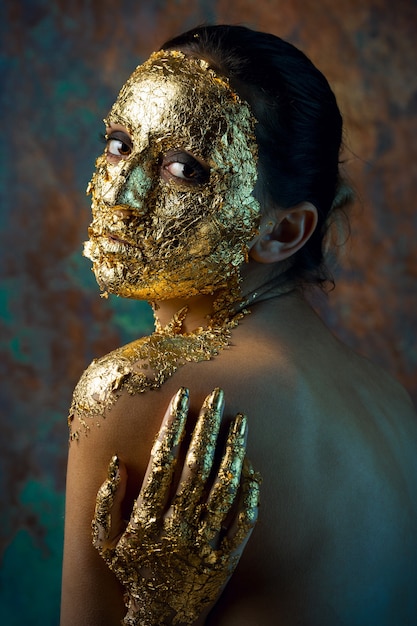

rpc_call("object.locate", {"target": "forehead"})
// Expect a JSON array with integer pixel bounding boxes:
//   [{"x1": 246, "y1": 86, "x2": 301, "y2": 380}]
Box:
[{"x1": 106, "y1": 50, "x2": 252, "y2": 158}]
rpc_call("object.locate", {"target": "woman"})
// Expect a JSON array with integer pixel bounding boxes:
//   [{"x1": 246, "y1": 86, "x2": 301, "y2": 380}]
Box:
[{"x1": 61, "y1": 25, "x2": 417, "y2": 626}]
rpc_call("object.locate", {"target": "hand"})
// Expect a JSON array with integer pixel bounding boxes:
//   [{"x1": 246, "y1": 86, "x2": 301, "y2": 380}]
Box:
[{"x1": 92, "y1": 387, "x2": 261, "y2": 626}]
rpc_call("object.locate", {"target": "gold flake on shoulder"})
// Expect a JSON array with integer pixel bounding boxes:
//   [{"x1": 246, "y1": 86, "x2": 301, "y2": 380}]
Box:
[{"x1": 69, "y1": 306, "x2": 247, "y2": 441}]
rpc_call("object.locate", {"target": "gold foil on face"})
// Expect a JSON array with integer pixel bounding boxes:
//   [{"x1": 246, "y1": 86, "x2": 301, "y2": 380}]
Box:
[{"x1": 84, "y1": 50, "x2": 260, "y2": 301}]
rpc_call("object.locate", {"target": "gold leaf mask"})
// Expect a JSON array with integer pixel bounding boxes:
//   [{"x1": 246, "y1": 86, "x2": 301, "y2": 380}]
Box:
[{"x1": 84, "y1": 50, "x2": 260, "y2": 301}]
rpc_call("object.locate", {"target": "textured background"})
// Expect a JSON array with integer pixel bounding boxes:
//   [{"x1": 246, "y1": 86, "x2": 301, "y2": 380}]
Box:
[{"x1": 1, "y1": 0, "x2": 416, "y2": 623}]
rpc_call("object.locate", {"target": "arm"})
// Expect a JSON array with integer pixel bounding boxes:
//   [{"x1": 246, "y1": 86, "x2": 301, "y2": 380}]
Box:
[
  {"x1": 92, "y1": 388, "x2": 260, "y2": 625},
  {"x1": 61, "y1": 385, "x2": 169, "y2": 625},
  {"x1": 61, "y1": 386, "x2": 260, "y2": 626}
]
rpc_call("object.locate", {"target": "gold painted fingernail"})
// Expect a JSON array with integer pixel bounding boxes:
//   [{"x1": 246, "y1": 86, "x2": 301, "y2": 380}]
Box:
[
  {"x1": 172, "y1": 387, "x2": 189, "y2": 413},
  {"x1": 107, "y1": 454, "x2": 120, "y2": 481},
  {"x1": 232, "y1": 413, "x2": 247, "y2": 438},
  {"x1": 207, "y1": 387, "x2": 224, "y2": 410}
]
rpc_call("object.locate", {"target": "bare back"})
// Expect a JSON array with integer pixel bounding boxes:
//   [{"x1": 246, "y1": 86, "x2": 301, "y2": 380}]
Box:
[{"x1": 62, "y1": 292, "x2": 417, "y2": 625}]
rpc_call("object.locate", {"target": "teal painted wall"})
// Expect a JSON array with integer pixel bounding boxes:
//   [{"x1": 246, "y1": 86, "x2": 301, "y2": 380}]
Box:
[{"x1": 1, "y1": 1, "x2": 416, "y2": 623}]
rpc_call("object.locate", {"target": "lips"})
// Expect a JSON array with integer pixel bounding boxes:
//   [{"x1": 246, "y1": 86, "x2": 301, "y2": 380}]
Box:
[
  {"x1": 85, "y1": 230, "x2": 136, "y2": 259},
  {"x1": 106, "y1": 233, "x2": 132, "y2": 246},
  {"x1": 88, "y1": 225, "x2": 137, "y2": 247},
  {"x1": 100, "y1": 235, "x2": 137, "y2": 255}
]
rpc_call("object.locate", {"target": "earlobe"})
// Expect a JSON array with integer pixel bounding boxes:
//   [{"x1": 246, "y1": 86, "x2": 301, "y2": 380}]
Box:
[{"x1": 249, "y1": 202, "x2": 318, "y2": 264}]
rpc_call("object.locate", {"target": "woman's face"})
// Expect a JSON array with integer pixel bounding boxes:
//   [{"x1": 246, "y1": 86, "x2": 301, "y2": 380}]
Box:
[{"x1": 84, "y1": 50, "x2": 260, "y2": 301}]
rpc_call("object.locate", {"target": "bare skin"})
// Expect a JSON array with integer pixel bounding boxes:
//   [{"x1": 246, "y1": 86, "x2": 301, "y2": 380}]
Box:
[
  {"x1": 61, "y1": 78, "x2": 416, "y2": 623},
  {"x1": 61, "y1": 288, "x2": 417, "y2": 626}
]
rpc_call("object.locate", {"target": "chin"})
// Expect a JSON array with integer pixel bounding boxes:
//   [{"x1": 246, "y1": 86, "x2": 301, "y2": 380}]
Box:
[{"x1": 94, "y1": 269, "x2": 229, "y2": 302}]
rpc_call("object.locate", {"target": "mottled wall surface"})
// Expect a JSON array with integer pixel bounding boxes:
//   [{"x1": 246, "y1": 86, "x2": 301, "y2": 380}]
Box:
[{"x1": 1, "y1": 0, "x2": 416, "y2": 623}]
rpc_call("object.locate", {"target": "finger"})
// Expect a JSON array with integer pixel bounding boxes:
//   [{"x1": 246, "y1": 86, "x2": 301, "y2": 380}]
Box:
[
  {"x1": 130, "y1": 387, "x2": 189, "y2": 527},
  {"x1": 201, "y1": 413, "x2": 247, "y2": 543},
  {"x1": 172, "y1": 388, "x2": 224, "y2": 517},
  {"x1": 92, "y1": 455, "x2": 127, "y2": 552},
  {"x1": 223, "y1": 457, "x2": 261, "y2": 553}
]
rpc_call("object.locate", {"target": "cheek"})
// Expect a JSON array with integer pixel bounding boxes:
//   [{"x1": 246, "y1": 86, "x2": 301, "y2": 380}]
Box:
[
  {"x1": 150, "y1": 167, "x2": 255, "y2": 261},
  {"x1": 153, "y1": 176, "x2": 221, "y2": 223}
]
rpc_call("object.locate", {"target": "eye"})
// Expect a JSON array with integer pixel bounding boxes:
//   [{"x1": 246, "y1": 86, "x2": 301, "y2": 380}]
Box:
[
  {"x1": 105, "y1": 130, "x2": 133, "y2": 162},
  {"x1": 161, "y1": 151, "x2": 210, "y2": 187}
]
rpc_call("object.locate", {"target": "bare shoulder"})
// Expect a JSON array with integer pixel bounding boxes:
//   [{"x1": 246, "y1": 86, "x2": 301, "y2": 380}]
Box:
[
  {"x1": 62, "y1": 339, "x2": 187, "y2": 625},
  {"x1": 68, "y1": 333, "x2": 160, "y2": 441}
]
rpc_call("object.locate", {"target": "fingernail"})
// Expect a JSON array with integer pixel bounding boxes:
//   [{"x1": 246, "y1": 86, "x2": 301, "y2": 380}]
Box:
[
  {"x1": 172, "y1": 387, "x2": 189, "y2": 413},
  {"x1": 207, "y1": 387, "x2": 224, "y2": 411},
  {"x1": 107, "y1": 455, "x2": 120, "y2": 481},
  {"x1": 232, "y1": 413, "x2": 247, "y2": 438}
]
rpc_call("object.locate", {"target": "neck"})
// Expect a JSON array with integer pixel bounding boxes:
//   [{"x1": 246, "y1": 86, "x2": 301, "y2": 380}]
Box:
[
  {"x1": 150, "y1": 262, "x2": 297, "y2": 334},
  {"x1": 151, "y1": 294, "x2": 220, "y2": 333}
]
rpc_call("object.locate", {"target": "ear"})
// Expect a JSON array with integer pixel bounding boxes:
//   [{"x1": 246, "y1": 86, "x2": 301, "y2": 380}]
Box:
[{"x1": 249, "y1": 202, "x2": 318, "y2": 264}]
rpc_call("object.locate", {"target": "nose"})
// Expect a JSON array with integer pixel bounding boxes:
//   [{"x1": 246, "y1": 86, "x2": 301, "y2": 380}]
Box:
[{"x1": 115, "y1": 162, "x2": 153, "y2": 215}]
